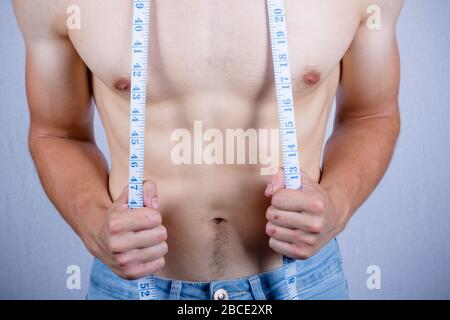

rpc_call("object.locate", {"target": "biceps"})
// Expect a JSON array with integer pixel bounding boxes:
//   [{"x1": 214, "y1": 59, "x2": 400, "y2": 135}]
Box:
[
  {"x1": 26, "y1": 38, "x2": 93, "y2": 140},
  {"x1": 336, "y1": 21, "x2": 401, "y2": 122}
]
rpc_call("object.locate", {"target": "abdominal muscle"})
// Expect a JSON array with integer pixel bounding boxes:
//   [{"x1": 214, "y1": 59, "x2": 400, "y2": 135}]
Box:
[{"x1": 93, "y1": 70, "x2": 338, "y2": 281}]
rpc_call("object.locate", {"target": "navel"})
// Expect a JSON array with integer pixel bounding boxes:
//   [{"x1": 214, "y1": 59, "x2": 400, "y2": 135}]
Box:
[
  {"x1": 211, "y1": 217, "x2": 227, "y2": 225},
  {"x1": 114, "y1": 78, "x2": 131, "y2": 91}
]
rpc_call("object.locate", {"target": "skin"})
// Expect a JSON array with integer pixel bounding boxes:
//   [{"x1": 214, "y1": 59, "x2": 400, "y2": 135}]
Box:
[{"x1": 14, "y1": 0, "x2": 403, "y2": 281}]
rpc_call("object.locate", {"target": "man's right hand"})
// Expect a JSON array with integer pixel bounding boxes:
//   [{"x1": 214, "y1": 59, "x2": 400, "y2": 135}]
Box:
[{"x1": 96, "y1": 181, "x2": 168, "y2": 280}]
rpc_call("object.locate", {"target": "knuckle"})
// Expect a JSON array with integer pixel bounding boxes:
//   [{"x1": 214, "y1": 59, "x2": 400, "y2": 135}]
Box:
[
  {"x1": 267, "y1": 207, "x2": 280, "y2": 222},
  {"x1": 305, "y1": 236, "x2": 317, "y2": 246},
  {"x1": 116, "y1": 255, "x2": 131, "y2": 268},
  {"x1": 145, "y1": 209, "x2": 162, "y2": 225},
  {"x1": 268, "y1": 237, "x2": 276, "y2": 249},
  {"x1": 265, "y1": 222, "x2": 270, "y2": 234},
  {"x1": 268, "y1": 237, "x2": 273, "y2": 247},
  {"x1": 265, "y1": 207, "x2": 273, "y2": 220},
  {"x1": 108, "y1": 219, "x2": 124, "y2": 234},
  {"x1": 149, "y1": 258, "x2": 165, "y2": 273},
  {"x1": 265, "y1": 222, "x2": 275, "y2": 236},
  {"x1": 161, "y1": 241, "x2": 169, "y2": 255},
  {"x1": 109, "y1": 239, "x2": 125, "y2": 253},
  {"x1": 158, "y1": 226, "x2": 168, "y2": 241},
  {"x1": 271, "y1": 193, "x2": 283, "y2": 207},
  {"x1": 156, "y1": 258, "x2": 166, "y2": 272},
  {"x1": 312, "y1": 199, "x2": 326, "y2": 213},
  {"x1": 309, "y1": 219, "x2": 324, "y2": 233}
]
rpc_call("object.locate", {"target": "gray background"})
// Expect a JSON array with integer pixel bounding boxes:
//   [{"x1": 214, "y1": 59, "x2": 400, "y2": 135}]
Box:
[{"x1": 1, "y1": 0, "x2": 449, "y2": 299}]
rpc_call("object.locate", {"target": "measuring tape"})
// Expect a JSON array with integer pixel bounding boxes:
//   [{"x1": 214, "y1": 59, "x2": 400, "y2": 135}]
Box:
[
  {"x1": 127, "y1": 0, "x2": 301, "y2": 300},
  {"x1": 128, "y1": 0, "x2": 156, "y2": 300},
  {"x1": 267, "y1": 0, "x2": 302, "y2": 300}
]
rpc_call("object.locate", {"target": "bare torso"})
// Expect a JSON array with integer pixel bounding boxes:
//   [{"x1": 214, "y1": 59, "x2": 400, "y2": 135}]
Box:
[{"x1": 61, "y1": 0, "x2": 364, "y2": 281}]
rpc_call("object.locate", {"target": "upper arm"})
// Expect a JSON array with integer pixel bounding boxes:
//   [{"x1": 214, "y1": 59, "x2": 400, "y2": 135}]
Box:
[
  {"x1": 336, "y1": 0, "x2": 404, "y2": 123},
  {"x1": 13, "y1": 0, "x2": 93, "y2": 141}
]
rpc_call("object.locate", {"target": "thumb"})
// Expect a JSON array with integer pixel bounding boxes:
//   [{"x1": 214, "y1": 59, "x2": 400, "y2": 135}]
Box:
[
  {"x1": 265, "y1": 168, "x2": 285, "y2": 198},
  {"x1": 300, "y1": 170, "x2": 316, "y2": 187},
  {"x1": 113, "y1": 185, "x2": 129, "y2": 208},
  {"x1": 143, "y1": 180, "x2": 159, "y2": 209}
]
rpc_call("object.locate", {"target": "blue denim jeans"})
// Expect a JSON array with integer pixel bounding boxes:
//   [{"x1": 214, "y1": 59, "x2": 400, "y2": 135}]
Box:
[{"x1": 87, "y1": 238, "x2": 348, "y2": 300}]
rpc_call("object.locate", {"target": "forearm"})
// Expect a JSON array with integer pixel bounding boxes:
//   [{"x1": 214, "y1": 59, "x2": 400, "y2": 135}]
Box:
[
  {"x1": 29, "y1": 136, "x2": 112, "y2": 256},
  {"x1": 319, "y1": 113, "x2": 400, "y2": 230}
]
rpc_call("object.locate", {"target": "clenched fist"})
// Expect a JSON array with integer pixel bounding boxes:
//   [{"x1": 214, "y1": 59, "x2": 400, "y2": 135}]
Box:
[
  {"x1": 96, "y1": 180, "x2": 168, "y2": 280},
  {"x1": 264, "y1": 169, "x2": 345, "y2": 260}
]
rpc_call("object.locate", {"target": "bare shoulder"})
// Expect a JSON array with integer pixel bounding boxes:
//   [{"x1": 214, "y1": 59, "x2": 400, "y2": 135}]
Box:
[
  {"x1": 13, "y1": 0, "x2": 71, "y2": 39},
  {"x1": 358, "y1": 0, "x2": 405, "y2": 25}
]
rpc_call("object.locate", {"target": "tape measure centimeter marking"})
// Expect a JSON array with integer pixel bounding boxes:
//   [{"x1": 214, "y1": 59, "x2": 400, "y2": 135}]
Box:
[
  {"x1": 267, "y1": 0, "x2": 301, "y2": 300},
  {"x1": 267, "y1": 0, "x2": 302, "y2": 191},
  {"x1": 129, "y1": 0, "x2": 150, "y2": 210},
  {"x1": 128, "y1": 0, "x2": 157, "y2": 301}
]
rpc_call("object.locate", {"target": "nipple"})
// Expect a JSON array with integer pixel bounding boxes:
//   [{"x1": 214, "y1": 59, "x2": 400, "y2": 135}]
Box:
[
  {"x1": 114, "y1": 78, "x2": 131, "y2": 91},
  {"x1": 303, "y1": 70, "x2": 321, "y2": 86}
]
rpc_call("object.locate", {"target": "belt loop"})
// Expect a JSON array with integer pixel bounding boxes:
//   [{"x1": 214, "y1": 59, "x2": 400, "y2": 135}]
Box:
[
  {"x1": 248, "y1": 275, "x2": 267, "y2": 300},
  {"x1": 169, "y1": 280, "x2": 182, "y2": 300}
]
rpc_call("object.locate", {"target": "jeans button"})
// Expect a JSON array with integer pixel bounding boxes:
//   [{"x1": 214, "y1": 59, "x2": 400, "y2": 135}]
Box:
[{"x1": 213, "y1": 288, "x2": 229, "y2": 300}]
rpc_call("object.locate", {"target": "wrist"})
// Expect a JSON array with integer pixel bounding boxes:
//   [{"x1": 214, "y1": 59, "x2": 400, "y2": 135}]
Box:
[
  {"x1": 321, "y1": 181, "x2": 353, "y2": 233},
  {"x1": 77, "y1": 202, "x2": 110, "y2": 258}
]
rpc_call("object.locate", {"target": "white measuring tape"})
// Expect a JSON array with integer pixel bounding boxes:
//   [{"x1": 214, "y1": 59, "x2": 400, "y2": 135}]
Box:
[
  {"x1": 128, "y1": 0, "x2": 301, "y2": 300},
  {"x1": 128, "y1": 0, "x2": 156, "y2": 300},
  {"x1": 267, "y1": 0, "x2": 302, "y2": 300},
  {"x1": 267, "y1": 0, "x2": 302, "y2": 191}
]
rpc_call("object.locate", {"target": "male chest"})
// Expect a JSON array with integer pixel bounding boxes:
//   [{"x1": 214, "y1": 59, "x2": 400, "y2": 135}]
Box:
[{"x1": 67, "y1": 0, "x2": 361, "y2": 100}]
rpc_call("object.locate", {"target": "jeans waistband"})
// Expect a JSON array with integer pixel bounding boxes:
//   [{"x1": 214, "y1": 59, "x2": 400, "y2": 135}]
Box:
[{"x1": 89, "y1": 238, "x2": 342, "y2": 300}]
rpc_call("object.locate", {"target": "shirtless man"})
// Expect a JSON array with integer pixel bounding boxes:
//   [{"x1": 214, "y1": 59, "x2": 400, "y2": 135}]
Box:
[{"x1": 13, "y1": 0, "x2": 403, "y2": 300}]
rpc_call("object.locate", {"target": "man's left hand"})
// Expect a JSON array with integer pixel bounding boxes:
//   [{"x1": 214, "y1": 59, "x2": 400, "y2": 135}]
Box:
[{"x1": 264, "y1": 168, "x2": 346, "y2": 260}]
